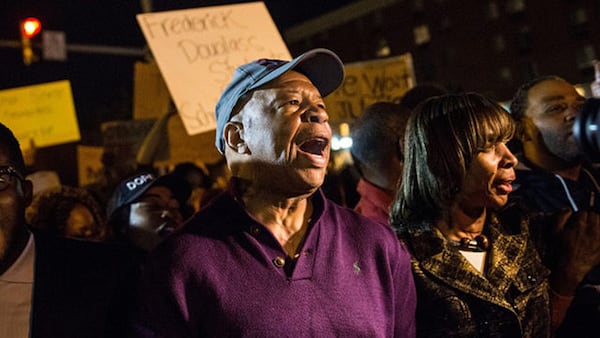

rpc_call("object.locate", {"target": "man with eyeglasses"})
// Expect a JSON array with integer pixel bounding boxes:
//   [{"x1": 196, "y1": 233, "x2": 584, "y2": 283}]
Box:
[{"x1": 0, "y1": 122, "x2": 134, "y2": 337}]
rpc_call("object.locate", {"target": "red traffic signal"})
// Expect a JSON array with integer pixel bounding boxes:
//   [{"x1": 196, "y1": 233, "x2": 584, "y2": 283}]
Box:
[{"x1": 21, "y1": 17, "x2": 42, "y2": 38}]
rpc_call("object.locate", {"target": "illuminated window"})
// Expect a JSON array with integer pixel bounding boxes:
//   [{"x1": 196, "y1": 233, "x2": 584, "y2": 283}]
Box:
[
  {"x1": 413, "y1": 25, "x2": 431, "y2": 45},
  {"x1": 487, "y1": 1, "x2": 500, "y2": 19}
]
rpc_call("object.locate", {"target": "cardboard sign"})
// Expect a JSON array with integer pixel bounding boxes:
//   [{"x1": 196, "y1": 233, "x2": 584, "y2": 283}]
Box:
[
  {"x1": 77, "y1": 145, "x2": 104, "y2": 187},
  {"x1": 325, "y1": 53, "x2": 416, "y2": 123},
  {"x1": 137, "y1": 2, "x2": 291, "y2": 135},
  {"x1": 0, "y1": 80, "x2": 81, "y2": 148},
  {"x1": 133, "y1": 60, "x2": 172, "y2": 120}
]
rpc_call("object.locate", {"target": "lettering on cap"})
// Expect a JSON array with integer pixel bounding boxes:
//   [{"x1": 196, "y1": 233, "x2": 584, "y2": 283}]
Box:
[{"x1": 126, "y1": 174, "x2": 153, "y2": 191}]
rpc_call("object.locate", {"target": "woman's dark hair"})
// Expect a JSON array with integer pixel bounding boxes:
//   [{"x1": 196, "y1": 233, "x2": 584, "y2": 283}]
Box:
[
  {"x1": 390, "y1": 92, "x2": 515, "y2": 231},
  {"x1": 27, "y1": 185, "x2": 106, "y2": 239}
]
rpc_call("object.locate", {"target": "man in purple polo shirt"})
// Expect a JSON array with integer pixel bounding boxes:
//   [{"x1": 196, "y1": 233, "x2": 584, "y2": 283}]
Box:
[{"x1": 132, "y1": 48, "x2": 417, "y2": 337}]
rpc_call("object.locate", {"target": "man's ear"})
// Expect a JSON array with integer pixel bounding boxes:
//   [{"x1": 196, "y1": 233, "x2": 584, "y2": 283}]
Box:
[
  {"x1": 224, "y1": 121, "x2": 249, "y2": 154},
  {"x1": 22, "y1": 179, "x2": 33, "y2": 207},
  {"x1": 517, "y1": 117, "x2": 537, "y2": 143}
]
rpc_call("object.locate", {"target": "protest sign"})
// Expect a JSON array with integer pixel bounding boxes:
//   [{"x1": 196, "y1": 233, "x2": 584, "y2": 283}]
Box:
[
  {"x1": 133, "y1": 60, "x2": 172, "y2": 120},
  {"x1": 325, "y1": 53, "x2": 415, "y2": 123},
  {"x1": 0, "y1": 80, "x2": 80, "y2": 148},
  {"x1": 137, "y1": 2, "x2": 291, "y2": 135},
  {"x1": 77, "y1": 145, "x2": 104, "y2": 187}
]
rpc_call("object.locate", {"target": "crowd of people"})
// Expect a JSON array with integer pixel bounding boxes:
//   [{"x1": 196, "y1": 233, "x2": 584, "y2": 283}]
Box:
[{"x1": 1, "y1": 47, "x2": 599, "y2": 337}]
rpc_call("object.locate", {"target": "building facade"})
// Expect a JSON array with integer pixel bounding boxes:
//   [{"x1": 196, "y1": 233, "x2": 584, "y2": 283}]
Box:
[{"x1": 284, "y1": 0, "x2": 600, "y2": 101}]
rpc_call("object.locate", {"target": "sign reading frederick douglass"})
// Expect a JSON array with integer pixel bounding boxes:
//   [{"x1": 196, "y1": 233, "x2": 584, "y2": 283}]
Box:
[
  {"x1": 137, "y1": 2, "x2": 291, "y2": 135},
  {"x1": 325, "y1": 53, "x2": 415, "y2": 123},
  {"x1": 0, "y1": 80, "x2": 81, "y2": 148}
]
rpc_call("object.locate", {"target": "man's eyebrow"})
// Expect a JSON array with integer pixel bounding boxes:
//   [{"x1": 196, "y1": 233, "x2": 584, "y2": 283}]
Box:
[
  {"x1": 540, "y1": 95, "x2": 566, "y2": 103},
  {"x1": 540, "y1": 94, "x2": 585, "y2": 104}
]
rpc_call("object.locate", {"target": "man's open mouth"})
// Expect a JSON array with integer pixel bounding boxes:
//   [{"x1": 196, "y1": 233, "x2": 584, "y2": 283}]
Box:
[{"x1": 299, "y1": 138, "x2": 328, "y2": 156}]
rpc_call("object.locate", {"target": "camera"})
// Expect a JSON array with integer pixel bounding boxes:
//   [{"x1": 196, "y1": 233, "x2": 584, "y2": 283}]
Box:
[{"x1": 573, "y1": 97, "x2": 600, "y2": 162}]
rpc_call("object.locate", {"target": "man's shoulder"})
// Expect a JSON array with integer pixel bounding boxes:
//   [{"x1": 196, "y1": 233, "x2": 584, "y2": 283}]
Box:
[{"x1": 324, "y1": 200, "x2": 403, "y2": 247}]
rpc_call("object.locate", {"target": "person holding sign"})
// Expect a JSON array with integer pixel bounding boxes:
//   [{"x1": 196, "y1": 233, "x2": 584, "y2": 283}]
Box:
[{"x1": 132, "y1": 48, "x2": 417, "y2": 337}]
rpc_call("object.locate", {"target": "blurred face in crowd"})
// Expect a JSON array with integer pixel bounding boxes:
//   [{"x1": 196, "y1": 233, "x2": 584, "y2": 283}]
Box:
[
  {"x1": 230, "y1": 70, "x2": 331, "y2": 196},
  {"x1": 459, "y1": 139, "x2": 518, "y2": 214},
  {"x1": 0, "y1": 144, "x2": 31, "y2": 265},
  {"x1": 127, "y1": 185, "x2": 184, "y2": 252},
  {"x1": 64, "y1": 203, "x2": 97, "y2": 239},
  {"x1": 524, "y1": 79, "x2": 586, "y2": 163}
]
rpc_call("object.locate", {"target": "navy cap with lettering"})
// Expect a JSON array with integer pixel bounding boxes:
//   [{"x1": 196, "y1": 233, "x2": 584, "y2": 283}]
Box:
[
  {"x1": 106, "y1": 172, "x2": 192, "y2": 218},
  {"x1": 214, "y1": 48, "x2": 345, "y2": 154}
]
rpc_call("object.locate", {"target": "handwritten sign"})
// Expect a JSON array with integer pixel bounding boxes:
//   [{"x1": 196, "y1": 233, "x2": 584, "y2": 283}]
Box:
[
  {"x1": 0, "y1": 80, "x2": 81, "y2": 148},
  {"x1": 137, "y1": 2, "x2": 291, "y2": 135},
  {"x1": 325, "y1": 53, "x2": 415, "y2": 123}
]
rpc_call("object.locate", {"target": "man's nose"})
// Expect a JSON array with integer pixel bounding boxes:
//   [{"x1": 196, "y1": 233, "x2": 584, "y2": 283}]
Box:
[
  {"x1": 302, "y1": 106, "x2": 329, "y2": 124},
  {"x1": 566, "y1": 103, "x2": 582, "y2": 122}
]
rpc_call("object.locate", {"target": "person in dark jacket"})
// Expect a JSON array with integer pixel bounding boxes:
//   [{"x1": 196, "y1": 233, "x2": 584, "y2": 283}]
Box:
[
  {"x1": 391, "y1": 93, "x2": 552, "y2": 337},
  {"x1": 509, "y1": 75, "x2": 600, "y2": 336},
  {"x1": 0, "y1": 121, "x2": 134, "y2": 338}
]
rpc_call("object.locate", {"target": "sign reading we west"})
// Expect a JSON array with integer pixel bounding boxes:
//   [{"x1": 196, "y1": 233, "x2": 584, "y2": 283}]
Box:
[
  {"x1": 137, "y1": 2, "x2": 291, "y2": 136},
  {"x1": 325, "y1": 53, "x2": 416, "y2": 123},
  {"x1": 0, "y1": 80, "x2": 81, "y2": 148}
]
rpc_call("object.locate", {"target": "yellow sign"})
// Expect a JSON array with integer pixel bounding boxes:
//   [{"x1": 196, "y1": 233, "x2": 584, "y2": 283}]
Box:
[
  {"x1": 325, "y1": 53, "x2": 415, "y2": 123},
  {"x1": 0, "y1": 80, "x2": 81, "y2": 148},
  {"x1": 77, "y1": 145, "x2": 104, "y2": 187},
  {"x1": 137, "y1": 2, "x2": 291, "y2": 136}
]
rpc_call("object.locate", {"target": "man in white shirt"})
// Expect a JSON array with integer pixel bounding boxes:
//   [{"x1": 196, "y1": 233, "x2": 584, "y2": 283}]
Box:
[{"x1": 0, "y1": 121, "x2": 134, "y2": 338}]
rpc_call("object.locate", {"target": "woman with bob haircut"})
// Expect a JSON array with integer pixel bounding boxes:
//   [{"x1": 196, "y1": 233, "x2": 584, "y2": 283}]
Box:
[{"x1": 391, "y1": 92, "x2": 552, "y2": 337}]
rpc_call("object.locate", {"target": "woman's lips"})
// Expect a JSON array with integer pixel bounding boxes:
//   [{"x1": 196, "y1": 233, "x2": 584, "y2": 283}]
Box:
[{"x1": 494, "y1": 179, "x2": 514, "y2": 194}]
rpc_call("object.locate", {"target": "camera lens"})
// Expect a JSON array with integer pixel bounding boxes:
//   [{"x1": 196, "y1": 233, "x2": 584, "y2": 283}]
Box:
[{"x1": 573, "y1": 98, "x2": 600, "y2": 162}]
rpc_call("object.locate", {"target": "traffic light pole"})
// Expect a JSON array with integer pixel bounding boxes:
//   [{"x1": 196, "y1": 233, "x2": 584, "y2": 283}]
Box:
[{"x1": 0, "y1": 39, "x2": 145, "y2": 57}]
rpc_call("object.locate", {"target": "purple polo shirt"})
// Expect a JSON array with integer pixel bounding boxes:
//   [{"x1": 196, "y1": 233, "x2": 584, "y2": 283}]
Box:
[{"x1": 133, "y1": 180, "x2": 416, "y2": 337}]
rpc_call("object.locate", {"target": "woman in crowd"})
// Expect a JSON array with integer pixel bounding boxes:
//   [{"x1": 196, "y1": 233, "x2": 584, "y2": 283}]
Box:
[
  {"x1": 27, "y1": 185, "x2": 107, "y2": 241},
  {"x1": 390, "y1": 92, "x2": 551, "y2": 337}
]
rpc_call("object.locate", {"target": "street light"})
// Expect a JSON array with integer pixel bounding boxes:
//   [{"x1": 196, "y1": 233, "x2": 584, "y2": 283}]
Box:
[{"x1": 20, "y1": 17, "x2": 42, "y2": 65}]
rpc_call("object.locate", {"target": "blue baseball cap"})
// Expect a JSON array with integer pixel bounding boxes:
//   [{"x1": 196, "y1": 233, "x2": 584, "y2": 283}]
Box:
[
  {"x1": 214, "y1": 48, "x2": 345, "y2": 154},
  {"x1": 106, "y1": 172, "x2": 192, "y2": 218}
]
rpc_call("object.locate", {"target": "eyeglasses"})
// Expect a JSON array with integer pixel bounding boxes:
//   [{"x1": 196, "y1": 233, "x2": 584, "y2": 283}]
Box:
[{"x1": 0, "y1": 165, "x2": 25, "y2": 191}]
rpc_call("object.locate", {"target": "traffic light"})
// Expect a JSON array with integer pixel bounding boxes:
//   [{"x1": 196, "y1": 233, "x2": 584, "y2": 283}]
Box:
[{"x1": 20, "y1": 17, "x2": 42, "y2": 65}]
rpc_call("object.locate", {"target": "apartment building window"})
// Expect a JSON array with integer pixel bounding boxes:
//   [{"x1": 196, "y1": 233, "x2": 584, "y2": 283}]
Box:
[
  {"x1": 413, "y1": 0, "x2": 425, "y2": 13},
  {"x1": 486, "y1": 1, "x2": 500, "y2": 20},
  {"x1": 376, "y1": 37, "x2": 391, "y2": 58},
  {"x1": 493, "y1": 34, "x2": 506, "y2": 53},
  {"x1": 506, "y1": 0, "x2": 526, "y2": 14},
  {"x1": 570, "y1": 7, "x2": 588, "y2": 25},
  {"x1": 576, "y1": 44, "x2": 596, "y2": 70},
  {"x1": 569, "y1": 7, "x2": 589, "y2": 38},
  {"x1": 414, "y1": 24, "x2": 431, "y2": 45},
  {"x1": 498, "y1": 66, "x2": 513, "y2": 82}
]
